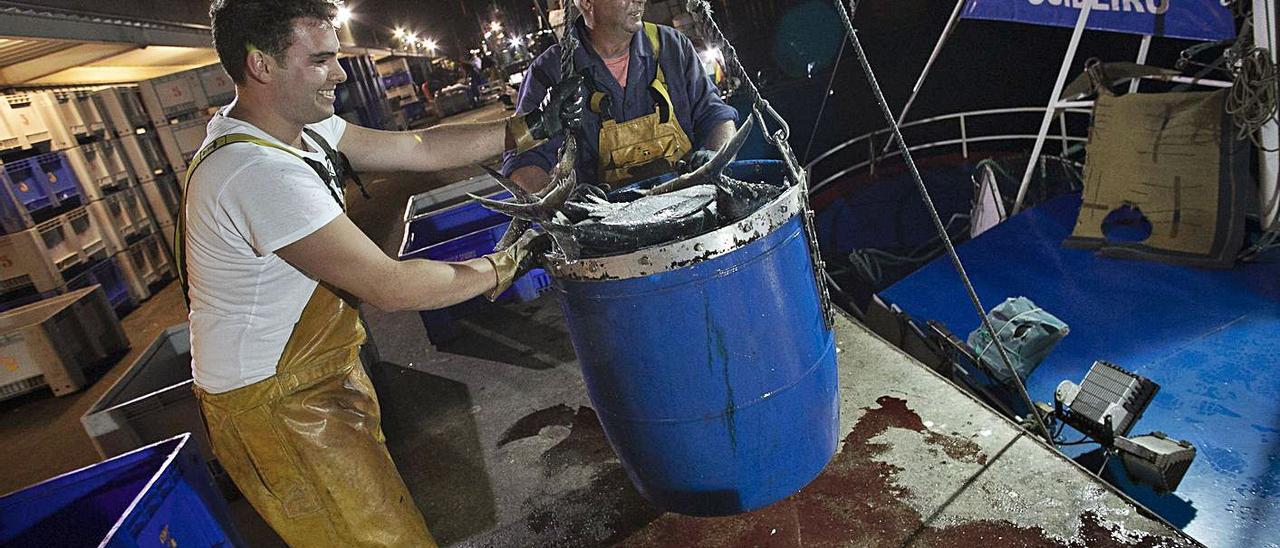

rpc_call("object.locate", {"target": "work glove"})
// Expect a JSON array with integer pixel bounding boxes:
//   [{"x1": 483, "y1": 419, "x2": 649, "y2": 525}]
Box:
[
  {"x1": 482, "y1": 229, "x2": 551, "y2": 301},
  {"x1": 679, "y1": 149, "x2": 718, "y2": 174},
  {"x1": 507, "y1": 73, "x2": 587, "y2": 154}
]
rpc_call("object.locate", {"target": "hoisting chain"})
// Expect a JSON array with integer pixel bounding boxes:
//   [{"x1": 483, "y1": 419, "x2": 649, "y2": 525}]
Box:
[
  {"x1": 685, "y1": 0, "x2": 835, "y2": 330},
  {"x1": 556, "y1": 5, "x2": 582, "y2": 162}
]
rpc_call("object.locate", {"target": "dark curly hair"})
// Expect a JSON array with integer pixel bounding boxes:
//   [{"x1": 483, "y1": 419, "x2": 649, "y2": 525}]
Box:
[{"x1": 210, "y1": 0, "x2": 339, "y2": 84}]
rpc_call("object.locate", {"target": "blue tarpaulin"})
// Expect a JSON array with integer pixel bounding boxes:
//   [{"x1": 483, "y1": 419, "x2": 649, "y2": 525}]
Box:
[{"x1": 962, "y1": 0, "x2": 1235, "y2": 42}]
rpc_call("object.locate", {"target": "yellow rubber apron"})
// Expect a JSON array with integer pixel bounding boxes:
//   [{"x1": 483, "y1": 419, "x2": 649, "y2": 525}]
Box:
[
  {"x1": 596, "y1": 22, "x2": 695, "y2": 187},
  {"x1": 179, "y1": 134, "x2": 436, "y2": 547}
]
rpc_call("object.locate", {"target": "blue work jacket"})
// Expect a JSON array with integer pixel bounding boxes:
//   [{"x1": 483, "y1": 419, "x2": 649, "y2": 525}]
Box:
[{"x1": 500, "y1": 20, "x2": 738, "y2": 183}]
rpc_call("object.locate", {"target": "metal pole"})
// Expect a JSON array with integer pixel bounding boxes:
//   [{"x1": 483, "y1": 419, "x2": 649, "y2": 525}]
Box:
[
  {"x1": 1011, "y1": 3, "x2": 1093, "y2": 215},
  {"x1": 879, "y1": 0, "x2": 967, "y2": 158},
  {"x1": 1128, "y1": 35, "x2": 1152, "y2": 94},
  {"x1": 1255, "y1": 0, "x2": 1279, "y2": 230}
]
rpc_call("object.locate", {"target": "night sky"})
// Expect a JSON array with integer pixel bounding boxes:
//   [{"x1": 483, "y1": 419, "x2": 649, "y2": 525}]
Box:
[
  {"x1": 338, "y1": 0, "x2": 1222, "y2": 163},
  {"x1": 343, "y1": 0, "x2": 549, "y2": 57}
]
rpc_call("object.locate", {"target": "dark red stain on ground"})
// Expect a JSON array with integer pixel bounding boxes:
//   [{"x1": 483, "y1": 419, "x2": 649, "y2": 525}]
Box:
[{"x1": 613, "y1": 396, "x2": 1190, "y2": 547}]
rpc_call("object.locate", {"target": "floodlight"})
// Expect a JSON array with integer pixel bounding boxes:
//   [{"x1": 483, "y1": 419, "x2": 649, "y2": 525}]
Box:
[
  {"x1": 1115, "y1": 432, "x2": 1196, "y2": 494},
  {"x1": 1055, "y1": 360, "x2": 1158, "y2": 442}
]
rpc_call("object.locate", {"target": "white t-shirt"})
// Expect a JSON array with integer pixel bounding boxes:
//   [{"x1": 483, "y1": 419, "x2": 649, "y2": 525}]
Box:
[{"x1": 185, "y1": 104, "x2": 349, "y2": 393}]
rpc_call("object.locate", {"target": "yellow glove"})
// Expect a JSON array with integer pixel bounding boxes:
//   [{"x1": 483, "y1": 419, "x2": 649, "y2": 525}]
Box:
[{"x1": 482, "y1": 229, "x2": 549, "y2": 301}]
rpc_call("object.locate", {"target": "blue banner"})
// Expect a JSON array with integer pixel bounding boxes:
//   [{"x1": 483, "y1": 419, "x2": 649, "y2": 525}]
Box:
[{"x1": 961, "y1": 0, "x2": 1236, "y2": 42}]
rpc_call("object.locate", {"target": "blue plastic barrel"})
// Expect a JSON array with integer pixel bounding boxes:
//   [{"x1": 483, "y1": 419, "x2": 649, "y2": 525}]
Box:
[{"x1": 548, "y1": 160, "x2": 839, "y2": 515}]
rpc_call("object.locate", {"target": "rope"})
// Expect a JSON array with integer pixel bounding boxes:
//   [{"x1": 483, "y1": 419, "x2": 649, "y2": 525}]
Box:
[
  {"x1": 1226, "y1": 46, "x2": 1279, "y2": 152},
  {"x1": 833, "y1": 0, "x2": 1055, "y2": 444},
  {"x1": 802, "y1": 40, "x2": 848, "y2": 164}
]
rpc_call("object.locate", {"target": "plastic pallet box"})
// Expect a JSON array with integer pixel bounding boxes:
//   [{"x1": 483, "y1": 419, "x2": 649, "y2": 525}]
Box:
[
  {"x1": 0, "y1": 93, "x2": 51, "y2": 149},
  {"x1": 87, "y1": 187, "x2": 152, "y2": 255},
  {"x1": 157, "y1": 220, "x2": 176, "y2": 258},
  {"x1": 64, "y1": 143, "x2": 119, "y2": 201},
  {"x1": 0, "y1": 220, "x2": 83, "y2": 299},
  {"x1": 28, "y1": 91, "x2": 85, "y2": 150},
  {"x1": 66, "y1": 255, "x2": 135, "y2": 316},
  {"x1": 196, "y1": 64, "x2": 236, "y2": 108},
  {"x1": 81, "y1": 324, "x2": 235, "y2": 494},
  {"x1": 71, "y1": 90, "x2": 109, "y2": 136},
  {"x1": 118, "y1": 132, "x2": 170, "y2": 182},
  {"x1": 139, "y1": 174, "x2": 180, "y2": 226},
  {"x1": 64, "y1": 206, "x2": 111, "y2": 264},
  {"x1": 112, "y1": 248, "x2": 152, "y2": 304},
  {"x1": 2, "y1": 156, "x2": 59, "y2": 222},
  {"x1": 0, "y1": 171, "x2": 44, "y2": 235},
  {"x1": 155, "y1": 117, "x2": 210, "y2": 173},
  {"x1": 0, "y1": 433, "x2": 243, "y2": 547},
  {"x1": 35, "y1": 151, "x2": 84, "y2": 208},
  {"x1": 123, "y1": 232, "x2": 173, "y2": 291},
  {"x1": 0, "y1": 285, "x2": 128, "y2": 398},
  {"x1": 138, "y1": 71, "x2": 209, "y2": 124},
  {"x1": 92, "y1": 87, "x2": 150, "y2": 138}
]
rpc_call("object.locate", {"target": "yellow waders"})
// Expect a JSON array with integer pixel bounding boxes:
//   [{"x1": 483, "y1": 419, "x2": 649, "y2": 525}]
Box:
[
  {"x1": 178, "y1": 135, "x2": 436, "y2": 547},
  {"x1": 596, "y1": 23, "x2": 695, "y2": 187}
]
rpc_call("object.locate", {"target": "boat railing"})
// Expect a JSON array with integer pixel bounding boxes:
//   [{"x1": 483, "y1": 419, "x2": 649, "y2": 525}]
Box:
[{"x1": 805, "y1": 106, "x2": 1094, "y2": 196}]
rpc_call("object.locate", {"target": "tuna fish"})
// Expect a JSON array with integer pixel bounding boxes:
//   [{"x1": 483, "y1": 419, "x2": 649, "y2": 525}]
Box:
[{"x1": 474, "y1": 118, "x2": 781, "y2": 260}]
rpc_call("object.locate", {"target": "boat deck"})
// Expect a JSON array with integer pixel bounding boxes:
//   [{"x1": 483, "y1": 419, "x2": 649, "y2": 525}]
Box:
[{"x1": 880, "y1": 194, "x2": 1280, "y2": 547}]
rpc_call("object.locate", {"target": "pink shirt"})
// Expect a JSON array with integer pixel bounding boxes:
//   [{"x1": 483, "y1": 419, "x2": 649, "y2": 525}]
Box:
[{"x1": 604, "y1": 51, "x2": 630, "y2": 87}]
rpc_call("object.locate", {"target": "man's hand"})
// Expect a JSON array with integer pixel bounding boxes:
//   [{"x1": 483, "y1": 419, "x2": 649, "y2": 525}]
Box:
[
  {"x1": 525, "y1": 73, "x2": 588, "y2": 140},
  {"x1": 679, "y1": 149, "x2": 718, "y2": 174},
  {"x1": 482, "y1": 229, "x2": 552, "y2": 301}
]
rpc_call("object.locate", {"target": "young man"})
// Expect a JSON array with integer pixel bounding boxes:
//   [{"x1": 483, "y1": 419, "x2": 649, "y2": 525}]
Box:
[
  {"x1": 185, "y1": 1, "x2": 583, "y2": 545},
  {"x1": 502, "y1": 0, "x2": 739, "y2": 192}
]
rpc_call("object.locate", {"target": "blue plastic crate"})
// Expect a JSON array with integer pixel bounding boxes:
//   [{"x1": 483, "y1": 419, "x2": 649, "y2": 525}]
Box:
[
  {"x1": 0, "y1": 172, "x2": 38, "y2": 235},
  {"x1": 67, "y1": 256, "x2": 135, "y2": 316},
  {"x1": 36, "y1": 152, "x2": 82, "y2": 207},
  {"x1": 2, "y1": 157, "x2": 56, "y2": 214},
  {"x1": 401, "y1": 190, "x2": 514, "y2": 252},
  {"x1": 398, "y1": 199, "x2": 553, "y2": 344},
  {"x1": 382, "y1": 71, "x2": 413, "y2": 89},
  {"x1": 0, "y1": 433, "x2": 243, "y2": 547}
]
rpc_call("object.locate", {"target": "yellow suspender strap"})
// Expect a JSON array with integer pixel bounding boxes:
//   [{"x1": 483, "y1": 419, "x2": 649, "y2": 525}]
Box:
[
  {"x1": 644, "y1": 22, "x2": 664, "y2": 84},
  {"x1": 174, "y1": 133, "x2": 304, "y2": 306},
  {"x1": 643, "y1": 22, "x2": 679, "y2": 122}
]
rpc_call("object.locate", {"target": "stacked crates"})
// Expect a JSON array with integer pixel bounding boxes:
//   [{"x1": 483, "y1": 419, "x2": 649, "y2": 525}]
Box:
[
  {"x1": 0, "y1": 83, "x2": 185, "y2": 317},
  {"x1": 336, "y1": 55, "x2": 399, "y2": 130},
  {"x1": 377, "y1": 57, "x2": 421, "y2": 128}
]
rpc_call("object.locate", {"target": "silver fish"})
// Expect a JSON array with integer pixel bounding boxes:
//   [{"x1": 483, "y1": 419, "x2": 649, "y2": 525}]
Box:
[{"x1": 474, "y1": 118, "x2": 779, "y2": 260}]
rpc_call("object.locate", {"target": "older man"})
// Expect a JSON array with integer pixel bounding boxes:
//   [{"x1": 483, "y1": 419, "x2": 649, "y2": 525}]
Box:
[{"x1": 503, "y1": 0, "x2": 738, "y2": 192}]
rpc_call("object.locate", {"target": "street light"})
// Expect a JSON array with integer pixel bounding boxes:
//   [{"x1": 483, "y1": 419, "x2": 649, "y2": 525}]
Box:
[
  {"x1": 424, "y1": 38, "x2": 438, "y2": 53},
  {"x1": 393, "y1": 27, "x2": 406, "y2": 39},
  {"x1": 334, "y1": 4, "x2": 353, "y2": 27},
  {"x1": 490, "y1": 21, "x2": 502, "y2": 33}
]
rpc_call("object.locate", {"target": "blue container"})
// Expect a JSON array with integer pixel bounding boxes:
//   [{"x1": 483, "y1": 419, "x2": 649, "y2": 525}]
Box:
[
  {"x1": 0, "y1": 433, "x2": 243, "y2": 547},
  {"x1": 0, "y1": 172, "x2": 38, "y2": 235},
  {"x1": 37, "y1": 152, "x2": 82, "y2": 207},
  {"x1": 2, "y1": 157, "x2": 56, "y2": 215},
  {"x1": 67, "y1": 256, "x2": 136, "y2": 316},
  {"x1": 382, "y1": 71, "x2": 413, "y2": 89},
  {"x1": 547, "y1": 160, "x2": 838, "y2": 515},
  {"x1": 399, "y1": 197, "x2": 553, "y2": 344}
]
